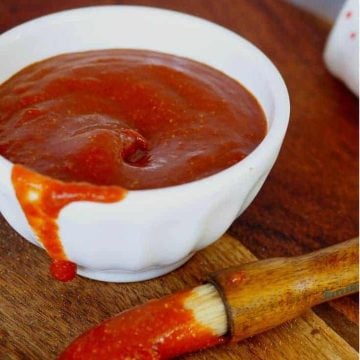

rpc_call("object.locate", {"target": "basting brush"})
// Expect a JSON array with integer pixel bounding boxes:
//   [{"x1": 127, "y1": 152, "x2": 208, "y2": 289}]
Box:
[{"x1": 59, "y1": 237, "x2": 358, "y2": 359}]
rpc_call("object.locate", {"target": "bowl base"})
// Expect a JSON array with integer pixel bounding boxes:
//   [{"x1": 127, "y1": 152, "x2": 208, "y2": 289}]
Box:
[{"x1": 76, "y1": 254, "x2": 193, "y2": 282}]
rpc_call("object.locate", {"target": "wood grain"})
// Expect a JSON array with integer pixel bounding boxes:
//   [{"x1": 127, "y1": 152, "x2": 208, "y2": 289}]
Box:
[
  {"x1": 0, "y1": 0, "x2": 358, "y2": 358},
  {"x1": 210, "y1": 238, "x2": 358, "y2": 342}
]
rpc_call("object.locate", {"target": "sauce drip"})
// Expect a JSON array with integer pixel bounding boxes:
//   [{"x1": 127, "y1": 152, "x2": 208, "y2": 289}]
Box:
[
  {"x1": 59, "y1": 289, "x2": 224, "y2": 359},
  {"x1": 12, "y1": 165, "x2": 126, "y2": 281}
]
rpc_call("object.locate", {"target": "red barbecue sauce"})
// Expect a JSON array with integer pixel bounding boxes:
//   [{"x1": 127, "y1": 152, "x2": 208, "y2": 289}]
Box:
[
  {"x1": 11, "y1": 165, "x2": 126, "y2": 281},
  {"x1": 0, "y1": 49, "x2": 266, "y2": 189},
  {"x1": 0, "y1": 49, "x2": 266, "y2": 281},
  {"x1": 59, "y1": 289, "x2": 224, "y2": 359}
]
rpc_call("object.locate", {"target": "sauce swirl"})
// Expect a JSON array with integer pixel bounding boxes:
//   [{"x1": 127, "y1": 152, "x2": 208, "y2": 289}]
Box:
[{"x1": 0, "y1": 49, "x2": 266, "y2": 189}]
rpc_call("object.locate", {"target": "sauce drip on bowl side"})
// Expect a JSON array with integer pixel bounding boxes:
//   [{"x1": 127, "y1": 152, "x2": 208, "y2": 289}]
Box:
[
  {"x1": 59, "y1": 289, "x2": 224, "y2": 359},
  {"x1": 12, "y1": 165, "x2": 126, "y2": 281}
]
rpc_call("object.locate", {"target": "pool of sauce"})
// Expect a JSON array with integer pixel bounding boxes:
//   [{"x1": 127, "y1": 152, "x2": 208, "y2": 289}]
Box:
[{"x1": 0, "y1": 49, "x2": 267, "y2": 190}]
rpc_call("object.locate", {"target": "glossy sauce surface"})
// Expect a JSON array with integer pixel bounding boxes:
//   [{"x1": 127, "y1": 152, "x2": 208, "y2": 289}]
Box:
[{"x1": 0, "y1": 49, "x2": 266, "y2": 189}]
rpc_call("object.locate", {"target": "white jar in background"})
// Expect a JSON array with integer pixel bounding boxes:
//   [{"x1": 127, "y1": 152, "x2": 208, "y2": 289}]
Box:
[{"x1": 324, "y1": 0, "x2": 359, "y2": 96}]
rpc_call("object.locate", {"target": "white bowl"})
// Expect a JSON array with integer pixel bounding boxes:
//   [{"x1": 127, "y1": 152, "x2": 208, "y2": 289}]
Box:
[{"x1": 0, "y1": 6, "x2": 290, "y2": 282}]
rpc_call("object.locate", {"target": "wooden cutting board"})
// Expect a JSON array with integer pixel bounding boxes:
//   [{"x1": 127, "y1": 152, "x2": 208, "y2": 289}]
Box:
[
  {"x1": 0, "y1": 229, "x2": 357, "y2": 360},
  {"x1": 0, "y1": 0, "x2": 358, "y2": 359}
]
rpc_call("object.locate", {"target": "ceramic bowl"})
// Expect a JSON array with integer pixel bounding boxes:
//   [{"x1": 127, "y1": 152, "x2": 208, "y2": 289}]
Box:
[{"x1": 0, "y1": 6, "x2": 290, "y2": 282}]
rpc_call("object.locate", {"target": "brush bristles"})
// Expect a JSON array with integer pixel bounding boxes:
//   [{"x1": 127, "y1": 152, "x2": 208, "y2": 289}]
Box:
[{"x1": 184, "y1": 284, "x2": 227, "y2": 336}]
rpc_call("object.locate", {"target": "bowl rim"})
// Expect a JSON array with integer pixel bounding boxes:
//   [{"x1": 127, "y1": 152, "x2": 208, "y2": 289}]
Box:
[{"x1": 0, "y1": 5, "x2": 290, "y2": 195}]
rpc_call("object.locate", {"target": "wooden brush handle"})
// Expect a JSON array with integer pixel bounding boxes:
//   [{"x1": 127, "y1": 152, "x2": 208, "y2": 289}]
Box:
[{"x1": 209, "y1": 238, "x2": 359, "y2": 342}]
